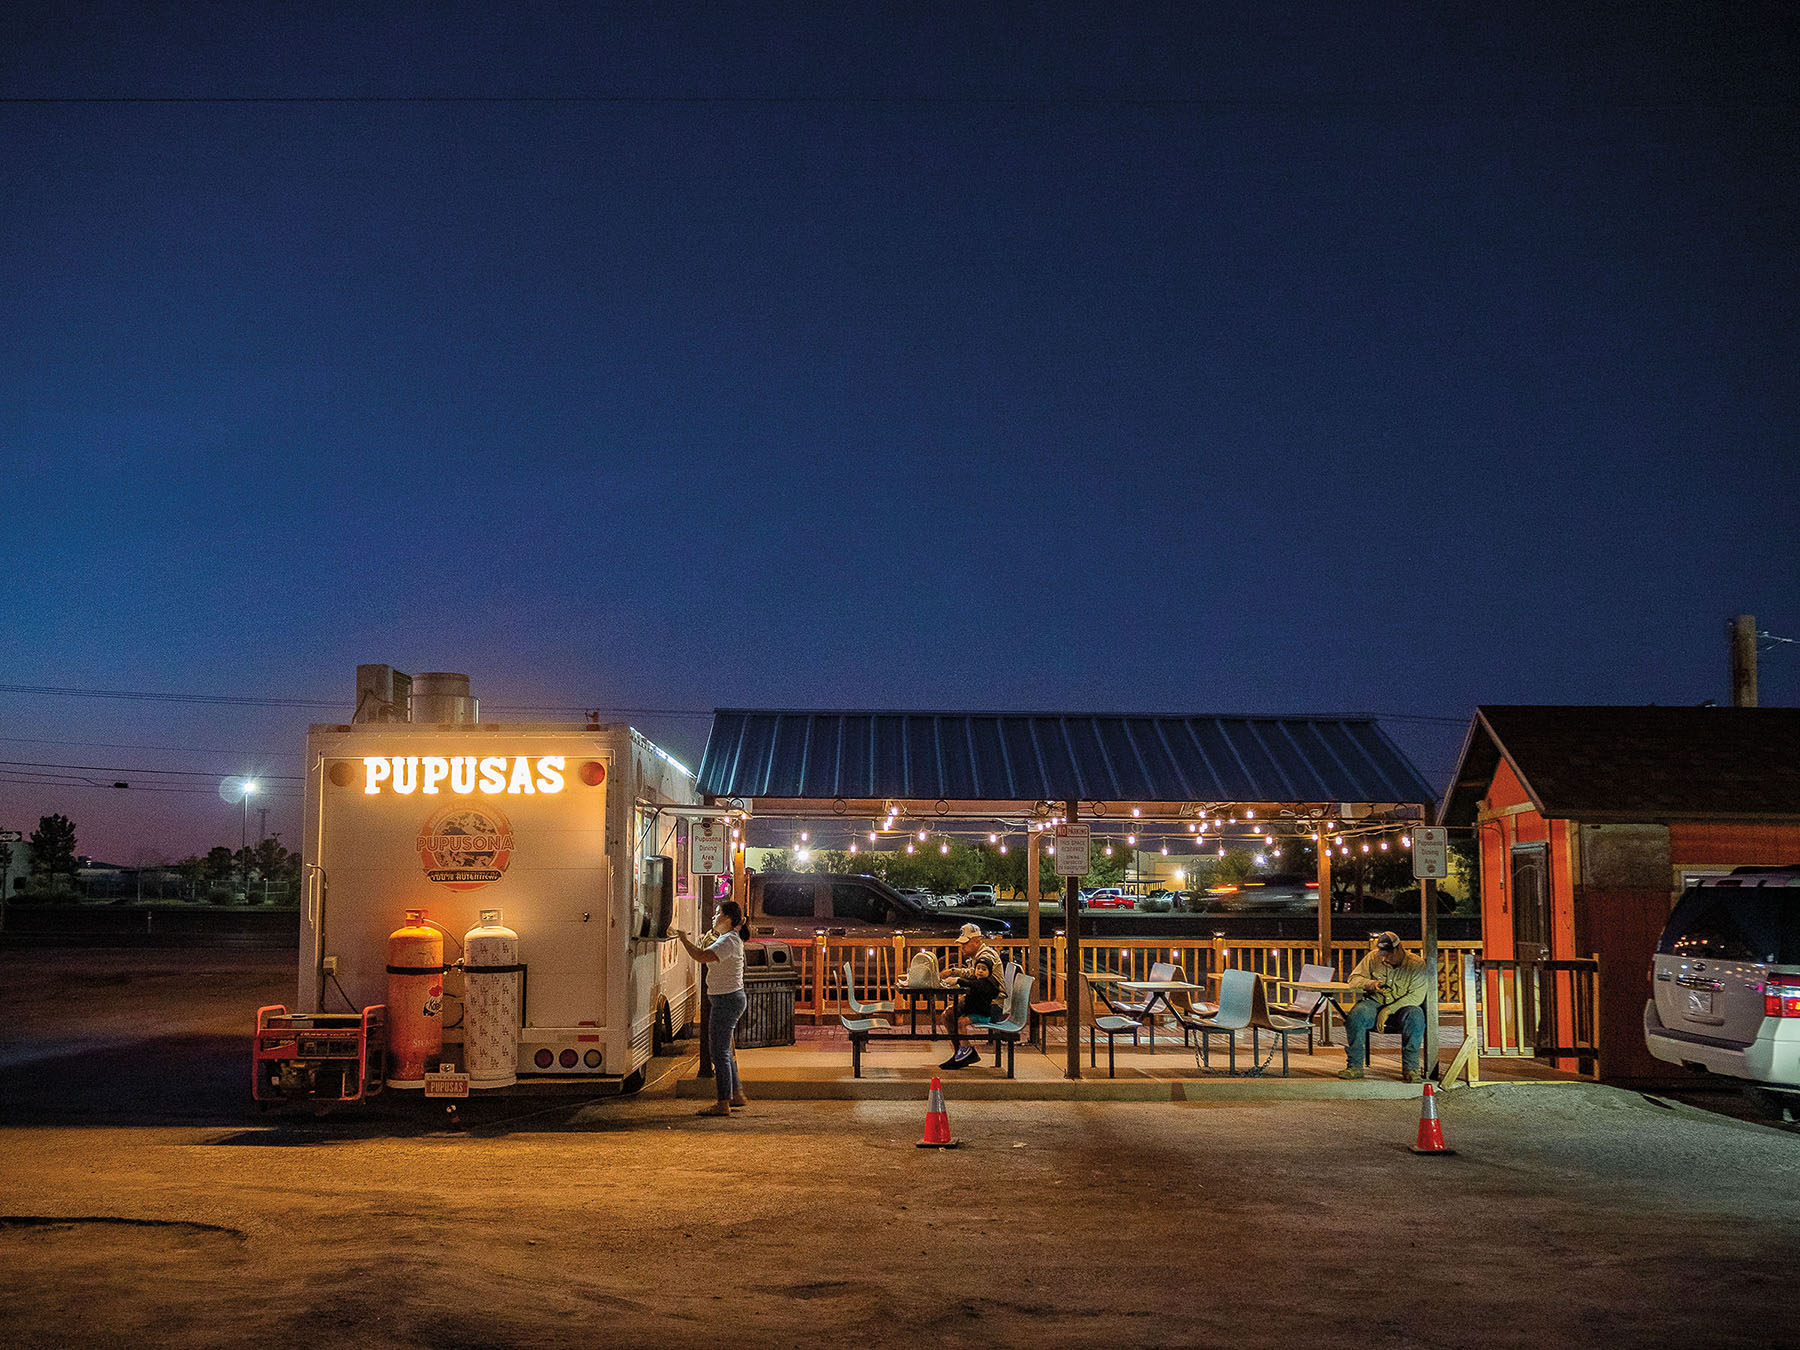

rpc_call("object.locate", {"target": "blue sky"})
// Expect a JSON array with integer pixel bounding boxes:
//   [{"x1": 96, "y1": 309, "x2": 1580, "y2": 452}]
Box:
[{"x1": 2, "y1": 3, "x2": 1795, "y2": 860}]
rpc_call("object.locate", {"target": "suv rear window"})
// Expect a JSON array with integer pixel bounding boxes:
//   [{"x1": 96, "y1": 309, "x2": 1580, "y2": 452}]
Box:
[
  {"x1": 831, "y1": 883, "x2": 891, "y2": 925},
  {"x1": 761, "y1": 882, "x2": 816, "y2": 918},
  {"x1": 1659, "y1": 886, "x2": 1800, "y2": 964}
]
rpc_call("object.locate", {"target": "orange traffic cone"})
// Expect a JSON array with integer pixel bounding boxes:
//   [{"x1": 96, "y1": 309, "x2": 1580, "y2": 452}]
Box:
[
  {"x1": 916, "y1": 1075, "x2": 959, "y2": 1149},
  {"x1": 1410, "y1": 1081, "x2": 1455, "y2": 1155}
]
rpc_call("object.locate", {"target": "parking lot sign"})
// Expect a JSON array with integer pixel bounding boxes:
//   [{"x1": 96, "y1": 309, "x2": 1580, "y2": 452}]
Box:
[
  {"x1": 1412, "y1": 827, "x2": 1449, "y2": 880},
  {"x1": 1053, "y1": 823, "x2": 1091, "y2": 877}
]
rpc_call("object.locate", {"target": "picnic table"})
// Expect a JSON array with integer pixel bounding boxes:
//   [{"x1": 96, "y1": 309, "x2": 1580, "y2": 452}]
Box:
[
  {"x1": 1275, "y1": 977, "x2": 1358, "y2": 1046},
  {"x1": 893, "y1": 982, "x2": 964, "y2": 1038},
  {"x1": 1114, "y1": 979, "x2": 1210, "y2": 1053}
]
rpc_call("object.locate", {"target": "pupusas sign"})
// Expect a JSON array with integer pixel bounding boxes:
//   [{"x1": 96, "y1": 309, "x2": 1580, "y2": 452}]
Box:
[{"x1": 363, "y1": 755, "x2": 566, "y2": 796}]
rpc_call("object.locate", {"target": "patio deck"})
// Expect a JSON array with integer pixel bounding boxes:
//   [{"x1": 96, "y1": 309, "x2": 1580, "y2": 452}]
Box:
[{"x1": 674, "y1": 1016, "x2": 1581, "y2": 1101}]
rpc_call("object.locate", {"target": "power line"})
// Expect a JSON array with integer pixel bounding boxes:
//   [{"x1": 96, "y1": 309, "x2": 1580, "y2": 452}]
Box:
[
  {"x1": 0, "y1": 760, "x2": 302, "y2": 781},
  {"x1": 0, "y1": 680, "x2": 716, "y2": 718}
]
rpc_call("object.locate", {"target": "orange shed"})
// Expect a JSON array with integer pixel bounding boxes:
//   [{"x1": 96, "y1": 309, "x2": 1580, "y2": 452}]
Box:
[{"x1": 1440, "y1": 706, "x2": 1800, "y2": 1082}]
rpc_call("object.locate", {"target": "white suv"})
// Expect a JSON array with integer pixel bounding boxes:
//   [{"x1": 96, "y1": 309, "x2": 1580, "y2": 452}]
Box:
[{"x1": 1644, "y1": 867, "x2": 1800, "y2": 1107}]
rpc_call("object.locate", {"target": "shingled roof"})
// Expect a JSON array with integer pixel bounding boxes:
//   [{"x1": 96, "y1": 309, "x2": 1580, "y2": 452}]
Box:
[{"x1": 1439, "y1": 706, "x2": 1800, "y2": 825}]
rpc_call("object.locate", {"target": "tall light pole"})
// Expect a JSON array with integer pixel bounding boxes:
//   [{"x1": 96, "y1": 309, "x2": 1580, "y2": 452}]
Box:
[{"x1": 240, "y1": 781, "x2": 258, "y2": 902}]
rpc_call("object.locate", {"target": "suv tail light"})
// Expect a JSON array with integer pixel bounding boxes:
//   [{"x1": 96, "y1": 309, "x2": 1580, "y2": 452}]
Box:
[{"x1": 1763, "y1": 972, "x2": 1800, "y2": 1018}]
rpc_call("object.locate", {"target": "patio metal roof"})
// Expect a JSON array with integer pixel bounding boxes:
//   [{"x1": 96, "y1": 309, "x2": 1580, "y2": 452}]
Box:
[{"x1": 696, "y1": 710, "x2": 1436, "y2": 807}]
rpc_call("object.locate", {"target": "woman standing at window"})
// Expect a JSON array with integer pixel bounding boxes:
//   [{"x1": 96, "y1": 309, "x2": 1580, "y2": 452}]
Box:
[{"x1": 676, "y1": 900, "x2": 750, "y2": 1117}]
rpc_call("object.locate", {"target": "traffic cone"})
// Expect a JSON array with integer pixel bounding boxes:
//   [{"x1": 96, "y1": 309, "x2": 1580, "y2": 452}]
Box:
[
  {"x1": 1410, "y1": 1081, "x2": 1455, "y2": 1155},
  {"x1": 916, "y1": 1075, "x2": 959, "y2": 1149}
]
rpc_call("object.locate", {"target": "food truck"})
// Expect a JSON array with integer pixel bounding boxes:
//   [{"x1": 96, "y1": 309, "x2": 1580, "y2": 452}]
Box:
[{"x1": 258, "y1": 714, "x2": 713, "y2": 1105}]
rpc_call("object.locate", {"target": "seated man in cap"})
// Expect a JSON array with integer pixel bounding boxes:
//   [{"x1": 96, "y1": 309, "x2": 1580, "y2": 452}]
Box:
[
  {"x1": 1337, "y1": 931, "x2": 1430, "y2": 1083},
  {"x1": 940, "y1": 923, "x2": 1006, "y2": 1070}
]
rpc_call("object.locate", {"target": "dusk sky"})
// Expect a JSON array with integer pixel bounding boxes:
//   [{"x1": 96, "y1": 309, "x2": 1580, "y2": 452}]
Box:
[{"x1": 2, "y1": 3, "x2": 1795, "y2": 863}]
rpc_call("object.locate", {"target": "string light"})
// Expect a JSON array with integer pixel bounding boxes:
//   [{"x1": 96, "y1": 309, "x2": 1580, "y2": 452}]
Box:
[
  {"x1": 917, "y1": 828, "x2": 928, "y2": 841},
  {"x1": 1361, "y1": 843, "x2": 1371, "y2": 854},
  {"x1": 1246, "y1": 809, "x2": 1255, "y2": 820},
  {"x1": 905, "y1": 843, "x2": 915, "y2": 854},
  {"x1": 939, "y1": 842, "x2": 949, "y2": 854},
  {"x1": 988, "y1": 833, "x2": 998, "y2": 844},
  {"x1": 799, "y1": 830, "x2": 808, "y2": 842},
  {"x1": 1160, "y1": 844, "x2": 1169, "y2": 856},
  {"x1": 1217, "y1": 846, "x2": 1226, "y2": 857},
  {"x1": 999, "y1": 843, "x2": 1008, "y2": 854},
  {"x1": 868, "y1": 831, "x2": 877, "y2": 843},
  {"x1": 1103, "y1": 844, "x2": 1114, "y2": 856},
  {"x1": 849, "y1": 841, "x2": 858, "y2": 854},
  {"x1": 1126, "y1": 834, "x2": 1136, "y2": 846},
  {"x1": 1401, "y1": 834, "x2": 1413, "y2": 847},
  {"x1": 1131, "y1": 807, "x2": 1141, "y2": 818},
  {"x1": 1379, "y1": 840, "x2": 1389, "y2": 851},
  {"x1": 1046, "y1": 845, "x2": 1056, "y2": 856},
  {"x1": 1187, "y1": 823, "x2": 1196, "y2": 833}
]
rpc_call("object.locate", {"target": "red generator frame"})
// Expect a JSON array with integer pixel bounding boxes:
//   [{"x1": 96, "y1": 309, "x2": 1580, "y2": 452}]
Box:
[{"x1": 253, "y1": 1004, "x2": 387, "y2": 1106}]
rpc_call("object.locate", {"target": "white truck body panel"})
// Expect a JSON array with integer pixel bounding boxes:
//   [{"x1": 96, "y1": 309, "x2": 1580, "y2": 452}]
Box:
[{"x1": 299, "y1": 722, "x2": 700, "y2": 1082}]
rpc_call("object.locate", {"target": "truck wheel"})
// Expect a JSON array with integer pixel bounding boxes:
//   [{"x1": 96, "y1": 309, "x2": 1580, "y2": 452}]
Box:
[
  {"x1": 621, "y1": 1066, "x2": 647, "y2": 1093},
  {"x1": 653, "y1": 1002, "x2": 673, "y2": 1056}
]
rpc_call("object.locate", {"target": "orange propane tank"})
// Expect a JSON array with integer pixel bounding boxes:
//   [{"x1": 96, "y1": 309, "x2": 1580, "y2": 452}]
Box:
[{"x1": 385, "y1": 909, "x2": 445, "y2": 1088}]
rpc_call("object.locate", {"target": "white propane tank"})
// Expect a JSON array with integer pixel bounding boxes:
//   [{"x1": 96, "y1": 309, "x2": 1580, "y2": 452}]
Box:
[{"x1": 463, "y1": 909, "x2": 521, "y2": 1088}]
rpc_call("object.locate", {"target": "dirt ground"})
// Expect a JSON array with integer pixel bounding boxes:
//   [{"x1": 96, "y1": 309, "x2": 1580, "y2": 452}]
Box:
[{"x1": 3, "y1": 948, "x2": 1798, "y2": 1349}]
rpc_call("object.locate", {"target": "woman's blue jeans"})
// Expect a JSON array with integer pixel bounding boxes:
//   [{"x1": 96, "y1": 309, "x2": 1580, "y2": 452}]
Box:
[
  {"x1": 708, "y1": 990, "x2": 747, "y2": 1103},
  {"x1": 1343, "y1": 998, "x2": 1424, "y2": 1073}
]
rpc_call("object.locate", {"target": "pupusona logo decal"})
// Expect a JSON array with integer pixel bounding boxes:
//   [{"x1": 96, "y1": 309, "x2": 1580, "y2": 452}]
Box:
[
  {"x1": 365, "y1": 755, "x2": 565, "y2": 795},
  {"x1": 416, "y1": 804, "x2": 516, "y2": 891}
]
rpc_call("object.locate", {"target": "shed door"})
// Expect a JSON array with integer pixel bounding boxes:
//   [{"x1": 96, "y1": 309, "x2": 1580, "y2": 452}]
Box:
[
  {"x1": 1509, "y1": 842, "x2": 1557, "y2": 1052},
  {"x1": 1510, "y1": 843, "x2": 1551, "y2": 963}
]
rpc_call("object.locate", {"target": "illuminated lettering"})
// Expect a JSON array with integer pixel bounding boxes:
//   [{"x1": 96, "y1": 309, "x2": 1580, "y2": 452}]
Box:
[
  {"x1": 421, "y1": 756, "x2": 450, "y2": 794},
  {"x1": 478, "y1": 756, "x2": 507, "y2": 793},
  {"x1": 449, "y1": 756, "x2": 477, "y2": 794},
  {"x1": 357, "y1": 754, "x2": 570, "y2": 795},
  {"x1": 536, "y1": 756, "x2": 565, "y2": 793}
]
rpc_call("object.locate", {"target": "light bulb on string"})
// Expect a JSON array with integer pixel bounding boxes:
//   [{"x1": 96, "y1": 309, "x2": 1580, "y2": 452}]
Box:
[
  {"x1": 1246, "y1": 809, "x2": 1255, "y2": 820},
  {"x1": 1103, "y1": 844, "x2": 1113, "y2": 856},
  {"x1": 988, "y1": 833, "x2": 998, "y2": 844},
  {"x1": 868, "y1": 831, "x2": 877, "y2": 843},
  {"x1": 1361, "y1": 843, "x2": 1370, "y2": 854},
  {"x1": 1379, "y1": 840, "x2": 1388, "y2": 851},
  {"x1": 1402, "y1": 834, "x2": 1412, "y2": 847},
  {"x1": 799, "y1": 831, "x2": 808, "y2": 843},
  {"x1": 1160, "y1": 845, "x2": 1169, "y2": 856},
  {"x1": 905, "y1": 843, "x2": 915, "y2": 854},
  {"x1": 1126, "y1": 834, "x2": 1136, "y2": 846},
  {"x1": 1217, "y1": 846, "x2": 1226, "y2": 857},
  {"x1": 939, "y1": 842, "x2": 949, "y2": 855},
  {"x1": 1131, "y1": 807, "x2": 1141, "y2": 818},
  {"x1": 917, "y1": 829, "x2": 928, "y2": 842},
  {"x1": 849, "y1": 841, "x2": 858, "y2": 854},
  {"x1": 999, "y1": 844, "x2": 1008, "y2": 854}
]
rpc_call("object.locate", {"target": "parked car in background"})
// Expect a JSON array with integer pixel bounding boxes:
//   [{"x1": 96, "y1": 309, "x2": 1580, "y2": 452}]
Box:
[
  {"x1": 1138, "y1": 889, "x2": 1176, "y2": 913},
  {"x1": 964, "y1": 885, "x2": 998, "y2": 906},
  {"x1": 746, "y1": 872, "x2": 1011, "y2": 940},
  {"x1": 1084, "y1": 887, "x2": 1135, "y2": 909},
  {"x1": 1644, "y1": 867, "x2": 1800, "y2": 1114}
]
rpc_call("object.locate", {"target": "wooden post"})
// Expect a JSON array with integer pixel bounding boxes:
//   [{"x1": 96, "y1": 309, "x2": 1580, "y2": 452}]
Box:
[
  {"x1": 1027, "y1": 827, "x2": 1041, "y2": 989},
  {"x1": 1422, "y1": 863, "x2": 1441, "y2": 1077},
  {"x1": 1063, "y1": 800, "x2": 1083, "y2": 1081},
  {"x1": 1731, "y1": 613, "x2": 1758, "y2": 707},
  {"x1": 1316, "y1": 823, "x2": 1333, "y2": 966}
]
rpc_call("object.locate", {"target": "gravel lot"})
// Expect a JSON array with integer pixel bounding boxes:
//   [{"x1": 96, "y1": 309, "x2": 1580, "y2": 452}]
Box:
[{"x1": 2, "y1": 948, "x2": 1797, "y2": 1348}]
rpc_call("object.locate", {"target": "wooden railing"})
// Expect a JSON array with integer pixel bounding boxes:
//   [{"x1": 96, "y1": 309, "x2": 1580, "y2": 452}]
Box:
[
  {"x1": 1446, "y1": 953, "x2": 1601, "y2": 1081},
  {"x1": 788, "y1": 933, "x2": 1482, "y2": 1021}
]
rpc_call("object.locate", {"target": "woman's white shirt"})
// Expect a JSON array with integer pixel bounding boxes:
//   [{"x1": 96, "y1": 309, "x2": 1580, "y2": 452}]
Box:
[{"x1": 706, "y1": 930, "x2": 746, "y2": 995}]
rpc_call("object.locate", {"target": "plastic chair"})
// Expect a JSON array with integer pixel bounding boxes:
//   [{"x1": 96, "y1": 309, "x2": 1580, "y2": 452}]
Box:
[
  {"x1": 1247, "y1": 977, "x2": 1312, "y2": 1077},
  {"x1": 842, "y1": 962, "x2": 895, "y2": 1017},
  {"x1": 1184, "y1": 969, "x2": 1257, "y2": 1074},
  {"x1": 1165, "y1": 987, "x2": 1221, "y2": 1048},
  {"x1": 839, "y1": 1013, "x2": 892, "y2": 1078},
  {"x1": 1269, "y1": 962, "x2": 1336, "y2": 1053},
  {"x1": 1086, "y1": 977, "x2": 1143, "y2": 1078},
  {"x1": 984, "y1": 974, "x2": 1034, "y2": 1078}
]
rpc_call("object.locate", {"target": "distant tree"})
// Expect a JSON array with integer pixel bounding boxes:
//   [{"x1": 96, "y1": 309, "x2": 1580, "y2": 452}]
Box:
[
  {"x1": 175, "y1": 854, "x2": 210, "y2": 900},
  {"x1": 28, "y1": 814, "x2": 78, "y2": 884},
  {"x1": 204, "y1": 846, "x2": 237, "y2": 881}
]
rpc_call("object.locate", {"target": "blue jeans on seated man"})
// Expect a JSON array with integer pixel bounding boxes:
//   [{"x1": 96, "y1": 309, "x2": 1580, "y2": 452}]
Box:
[{"x1": 1343, "y1": 999, "x2": 1424, "y2": 1073}]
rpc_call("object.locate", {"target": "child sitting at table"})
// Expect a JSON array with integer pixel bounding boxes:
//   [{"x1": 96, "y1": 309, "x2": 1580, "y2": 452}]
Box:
[{"x1": 940, "y1": 951, "x2": 1004, "y2": 1070}]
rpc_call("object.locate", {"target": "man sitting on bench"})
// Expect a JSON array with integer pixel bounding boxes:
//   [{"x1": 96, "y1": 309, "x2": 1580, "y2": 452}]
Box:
[{"x1": 1337, "y1": 931, "x2": 1429, "y2": 1083}]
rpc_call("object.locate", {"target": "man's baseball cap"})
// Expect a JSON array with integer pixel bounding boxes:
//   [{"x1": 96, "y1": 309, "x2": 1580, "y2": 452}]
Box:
[
  {"x1": 1374, "y1": 931, "x2": 1401, "y2": 952},
  {"x1": 958, "y1": 922, "x2": 984, "y2": 941}
]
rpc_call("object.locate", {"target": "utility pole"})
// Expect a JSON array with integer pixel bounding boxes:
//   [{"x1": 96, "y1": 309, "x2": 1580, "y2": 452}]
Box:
[
  {"x1": 1731, "y1": 614, "x2": 1758, "y2": 708},
  {"x1": 258, "y1": 807, "x2": 268, "y2": 844}
]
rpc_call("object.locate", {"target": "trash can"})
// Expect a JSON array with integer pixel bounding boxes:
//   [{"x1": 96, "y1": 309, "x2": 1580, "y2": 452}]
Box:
[{"x1": 738, "y1": 940, "x2": 797, "y2": 1048}]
